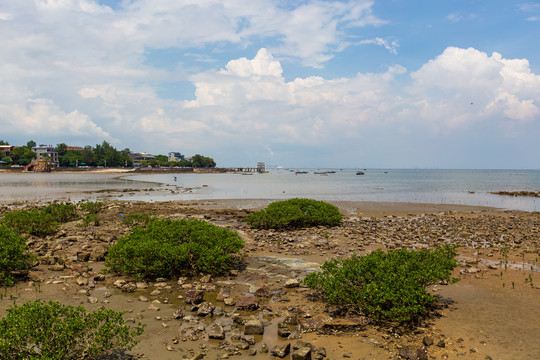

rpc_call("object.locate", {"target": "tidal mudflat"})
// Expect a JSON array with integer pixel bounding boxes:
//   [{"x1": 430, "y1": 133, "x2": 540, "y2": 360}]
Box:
[{"x1": 1, "y1": 199, "x2": 538, "y2": 359}]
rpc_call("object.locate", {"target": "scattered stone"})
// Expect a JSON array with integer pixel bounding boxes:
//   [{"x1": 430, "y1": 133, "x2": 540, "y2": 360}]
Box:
[
  {"x1": 270, "y1": 343, "x2": 291, "y2": 358},
  {"x1": 197, "y1": 302, "x2": 215, "y2": 317},
  {"x1": 277, "y1": 322, "x2": 291, "y2": 338},
  {"x1": 138, "y1": 295, "x2": 149, "y2": 302},
  {"x1": 254, "y1": 285, "x2": 271, "y2": 297},
  {"x1": 224, "y1": 298, "x2": 236, "y2": 306},
  {"x1": 150, "y1": 289, "x2": 161, "y2": 296},
  {"x1": 236, "y1": 296, "x2": 259, "y2": 311},
  {"x1": 185, "y1": 290, "x2": 205, "y2": 304},
  {"x1": 172, "y1": 306, "x2": 185, "y2": 319},
  {"x1": 284, "y1": 279, "x2": 300, "y2": 288},
  {"x1": 87, "y1": 296, "x2": 98, "y2": 304},
  {"x1": 244, "y1": 319, "x2": 265, "y2": 335},
  {"x1": 422, "y1": 337, "x2": 433, "y2": 346},
  {"x1": 207, "y1": 324, "x2": 226, "y2": 339},
  {"x1": 437, "y1": 339, "x2": 446, "y2": 348},
  {"x1": 398, "y1": 345, "x2": 428, "y2": 360},
  {"x1": 292, "y1": 346, "x2": 311, "y2": 360}
]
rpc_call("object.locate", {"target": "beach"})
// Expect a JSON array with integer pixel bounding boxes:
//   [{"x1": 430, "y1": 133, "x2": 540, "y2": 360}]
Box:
[{"x1": 0, "y1": 193, "x2": 539, "y2": 359}]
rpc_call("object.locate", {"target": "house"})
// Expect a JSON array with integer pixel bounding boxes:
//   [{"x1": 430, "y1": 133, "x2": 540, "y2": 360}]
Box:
[
  {"x1": 0, "y1": 145, "x2": 14, "y2": 158},
  {"x1": 129, "y1": 152, "x2": 156, "y2": 167},
  {"x1": 168, "y1": 152, "x2": 185, "y2": 162},
  {"x1": 32, "y1": 145, "x2": 59, "y2": 166}
]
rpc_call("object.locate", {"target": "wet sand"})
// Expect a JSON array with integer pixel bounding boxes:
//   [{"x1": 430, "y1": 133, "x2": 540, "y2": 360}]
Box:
[{"x1": 0, "y1": 198, "x2": 538, "y2": 359}]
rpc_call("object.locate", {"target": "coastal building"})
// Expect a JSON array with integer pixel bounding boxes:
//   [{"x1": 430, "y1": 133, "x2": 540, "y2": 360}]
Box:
[
  {"x1": 129, "y1": 152, "x2": 156, "y2": 167},
  {"x1": 168, "y1": 152, "x2": 185, "y2": 162},
  {"x1": 32, "y1": 145, "x2": 59, "y2": 166},
  {"x1": 0, "y1": 145, "x2": 14, "y2": 158}
]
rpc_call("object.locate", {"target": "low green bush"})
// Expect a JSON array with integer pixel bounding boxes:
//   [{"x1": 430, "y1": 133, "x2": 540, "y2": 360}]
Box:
[
  {"x1": 0, "y1": 300, "x2": 144, "y2": 359},
  {"x1": 41, "y1": 202, "x2": 79, "y2": 223},
  {"x1": 122, "y1": 212, "x2": 154, "y2": 226},
  {"x1": 304, "y1": 245, "x2": 458, "y2": 324},
  {"x1": 0, "y1": 225, "x2": 35, "y2": 286},
  {"x1": 79, "y1": 201, "x2": 103, "y2": 214},
  {"x1": 1, "y1": 203, "x2": 79, "y2": 237},
  {"x1": 245, "y1": 198, "x2": 342, "y2": 230},
  {"x1": 105, "y1": 218, "x2": 244, "y2": 279},
  {"x1": 1, "y1": 209, "x2": 58, "y2": 236}
]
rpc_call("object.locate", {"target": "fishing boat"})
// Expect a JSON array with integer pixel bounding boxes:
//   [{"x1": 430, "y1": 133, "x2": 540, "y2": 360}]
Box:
[{"x1": 356, "y1": 171, "x2": 365, "y2": 175}]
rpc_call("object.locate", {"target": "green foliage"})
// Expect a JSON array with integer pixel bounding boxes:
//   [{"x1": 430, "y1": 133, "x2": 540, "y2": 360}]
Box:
[
  {"x1": 79, "y1": 201, "x2": 103, "y2": 214},
  {"x1": 0, "y1": 225, "x2": 35, "y2": 286},
  {"x1": 10, "y1": 146, "x2": 36, "y2": 166},
  {"x1": 304, "y1": 245, "x2": 458, "y2": 324},
  {"x1": 0, "y1": 300, "x2": 144, "y2": 359},
  {"x1": 106, "y1": 218, "x2": 244, "y2": 279},
  {"x1": 122, "y1": 212, "x2": 154, "y2": 226},
  {"x1": 1, "y1": 210, "x2": 58, "y2": 236},
  {"x1": 41, "y1": 203, "x2": 79, "y2": 223},
  {"x1": 1, "y1": 156, "x2": 12, "y2": 166},
  {"x1": 1, "y1": 203, "x2": 79, "y2": 236},
  {"x1": 245, "y1": 198, "x2": 343, "y2": 230}
]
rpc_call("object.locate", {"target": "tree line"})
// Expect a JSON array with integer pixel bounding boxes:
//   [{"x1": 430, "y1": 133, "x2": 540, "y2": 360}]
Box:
[{"x1": 0, "y1": 140, "x2": 216, "y2": 168}]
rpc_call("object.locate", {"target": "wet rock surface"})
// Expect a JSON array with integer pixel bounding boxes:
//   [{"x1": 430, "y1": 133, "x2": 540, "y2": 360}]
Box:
[{"x1": 0, "y1": 200, "x2": 539, "y2": 359}]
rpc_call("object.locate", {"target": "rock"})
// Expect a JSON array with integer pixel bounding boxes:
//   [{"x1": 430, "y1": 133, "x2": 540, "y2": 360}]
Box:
[
  {"x1": 224, "y1": 298, "x2": 236, "y2": 306},
  {"x1": 87, "y1": 296, "x2": 99, "y2": 304},
  {"x1": 148, "y1": 304, "x2": 160, "y2": 311},
  {"x1": 136, "y1": 281, "x2": 149, "y2": 289},
  {"x1": 243, "y1": 335, "x2": 255, "y2": 345},
  {"x1": 422, "y1": 337, "x2": 433, "y2": 346},
  {"x1": 185, "y1": 290, "x2": 205, "y2": 304},
  {"x1": 254, "y1": 285, "x2": 271, "y2": 297},
  {"x1": 244, "y1": 319, "x2": 265, "y2": 335},
  {"x1": 121, "y1": 282, "x2": 136, "y2": 292},
  {"x1": 277, "y1": 322, "x2": 291, "y2": 338},
  {"x1": 138, "y1": 295, "x2": 149, "y2": 302},
  {"x1": 113, "y1": 279, "x2": 126, "y2": 289},
  {"x1": 207, "y1": 324, "x2": 225, "y2": 339},
  {"x1": 298, "y1": 318, "x2": 324, "y2": 333},
  {"x1": 288, "y1": 329, "x2": 302, "y2": 340},
  {"x1": 172, "y1": 306, "x2": 185, "y2": 319},
  {"x1": 248, "y1": 349, "x2": 257, "y2": 356},
  {"x1": 398, "y1": 346, "x2": 428, "y2": 360},
  {"x1": 48, "y1": 264, "x2": 65, "y2": 271},
  {"x1": 260, "y1": 343, "x2": 269, "y2": 353},
  {"x1": 437, "y1": 339, "x2": 446, "y2": 348},
  {"x1": 292, "y1": 346, "x2": 312, "y2": 360},
  {"x1": 150, "y1": 290, "x2": 161, "y2": 296},
  {"x1": 284, "y1": 279, "x2": 300, "y2": 288},
  {"x1": 200, "y1": 274, "x2": 212, "y2": 283},
  {"x1": 76, "y1": 277, "x2": 88, "y2": 286},
  {"x1": 90, "y1": 245, "x2": 107, "y2": 261},
  {"x1": 236, "y1": 296, "x2": 259, "y2": 310},
  {"x1": 270, "y1": 343, "x2": 291, "y2": 358},
  {"x1": 197, "y1": 302, "x2": 215, "y2": 317},
  {"x1": 216, "y1": 288, "x2": 230, "y2": 302}
]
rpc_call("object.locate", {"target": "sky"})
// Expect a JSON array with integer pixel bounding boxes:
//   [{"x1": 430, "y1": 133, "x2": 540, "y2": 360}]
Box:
[{"x1": 1, "y1": 0, "x2": 539, "y2": 169}]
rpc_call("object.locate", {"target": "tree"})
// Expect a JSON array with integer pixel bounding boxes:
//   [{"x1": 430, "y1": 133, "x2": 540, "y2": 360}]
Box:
[
  {"x1": 192, "y1": 154, "x2": 216, "y2": 168},
  {"x1": 26, "y1": 140, "x2": 36, "y2": 149},
  {"x1": 0, "y1": 140, "x2": 9, "y2": 145},
  {"x1": 54, "y1": 143, "x2": 68, "y2": 157},
  {"x1": 1, "y1": 156, "x2": 12, "y2": 166},
  {"x1": 11, "y1": 147, "x2": 36, "y2": 166}
]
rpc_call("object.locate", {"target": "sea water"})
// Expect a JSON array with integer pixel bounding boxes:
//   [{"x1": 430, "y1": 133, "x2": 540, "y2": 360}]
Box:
[
  {"x1": 1, "y1": 169, "x2": 539, "y2": 211},
  {"x1": 121, "y1": 169, "x2": 540, "y2": 212}
]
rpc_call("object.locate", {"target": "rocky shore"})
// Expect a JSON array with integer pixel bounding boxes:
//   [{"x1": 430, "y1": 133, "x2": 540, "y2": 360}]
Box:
[{"x1": 1, "y1": 200, "x2": 539, "y2": 359}]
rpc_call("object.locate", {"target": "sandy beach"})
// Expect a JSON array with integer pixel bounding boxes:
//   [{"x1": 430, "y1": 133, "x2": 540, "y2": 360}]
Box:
[{"x1": 1, "y1": 195, "x2": 539, "y2": 360}]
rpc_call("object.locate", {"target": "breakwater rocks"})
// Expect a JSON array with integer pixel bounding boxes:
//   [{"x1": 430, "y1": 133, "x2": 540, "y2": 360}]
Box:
[
  {"x1": 1, "y1": 200, "x2": 539, "y2": 359},
  {"x1": 490, "y1": 190, "x2": 540, "y2": 198}
]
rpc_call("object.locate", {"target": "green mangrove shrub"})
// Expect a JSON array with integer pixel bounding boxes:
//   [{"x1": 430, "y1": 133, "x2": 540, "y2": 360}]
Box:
[
  {"x1": 0, "y1": 300, "x2": 144, "y2": 360},
  {"x1": 105, "y1": 218, "x2": 244, "y2": 279},
  {"x1": 245, "y1": 198, "x2": 342, "y2": 230},
  {"x1": 304, "y1": 245, "x2": 458, "y2": 324},
  {"x1": 1, "y1": 203, "x2": 79, "y2": 236},
  {"x1": 0, "y1": 225, "x2": 35, "y2": 286},
  {"x1": 1, "y1": 209, "x2": 58, "y2": 236}
]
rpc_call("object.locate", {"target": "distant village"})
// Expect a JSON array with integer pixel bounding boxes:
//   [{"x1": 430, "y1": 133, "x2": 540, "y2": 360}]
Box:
[{"x1": 0, "y1": 140, "x2": 216, "y2": 172}]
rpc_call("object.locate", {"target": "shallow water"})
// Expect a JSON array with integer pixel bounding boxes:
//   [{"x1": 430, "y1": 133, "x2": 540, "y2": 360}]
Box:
[
  {"x1": 121, "y1": 169, "x2": 540, "y2": 211},
  {"x1": 1, "y1": 169, "x2": 539, "y2": 211}
]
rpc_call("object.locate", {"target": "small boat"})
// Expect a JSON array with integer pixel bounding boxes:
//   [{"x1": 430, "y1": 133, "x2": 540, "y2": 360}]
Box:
[
  {"x1": 295, "y1": 171, "x2": 308, "y2": 174},
  {"x1": 356, "y1": 171, "x2": 365, "y2": 175}
]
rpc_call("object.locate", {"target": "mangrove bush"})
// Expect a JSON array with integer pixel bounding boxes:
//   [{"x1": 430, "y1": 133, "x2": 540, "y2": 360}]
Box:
[
  {"x1": 0, "y1": 300, "x2": 144, "y2": 360},
  {"x1": 304, "y1": 245, "x2": 458, "y2": 324},
  {"x1": 0, "y1": 225, "x2": 35, "y2": 286},
  {"x1": 245, "y1": 198, "x2": 342, "y2": 230},
  {"x1": 105, "y1": 218, "x2": 244, "y2": 279}
]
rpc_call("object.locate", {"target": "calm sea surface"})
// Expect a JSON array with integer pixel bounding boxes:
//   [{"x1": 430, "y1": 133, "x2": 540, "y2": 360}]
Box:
[{"x1": 1, "y1": 169, "x2": 539, "y2": 211}]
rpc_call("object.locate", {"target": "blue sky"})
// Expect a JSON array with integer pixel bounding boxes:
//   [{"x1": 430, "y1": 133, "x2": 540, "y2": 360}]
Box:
[{"x1": 1, "y1": 0, "x2": 539, "y2": 168}]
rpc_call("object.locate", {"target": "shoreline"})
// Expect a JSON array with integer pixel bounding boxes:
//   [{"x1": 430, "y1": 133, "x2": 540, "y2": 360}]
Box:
[{"x1": 0, "y1": 198, "x2": 538, "y2": 359}]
